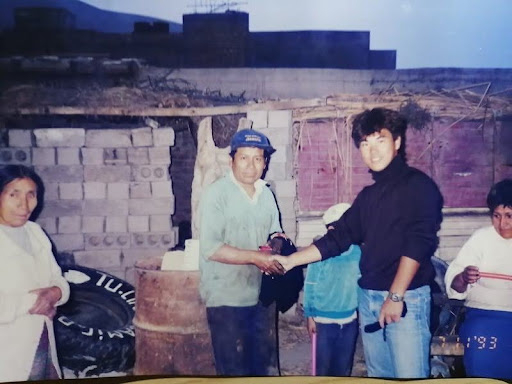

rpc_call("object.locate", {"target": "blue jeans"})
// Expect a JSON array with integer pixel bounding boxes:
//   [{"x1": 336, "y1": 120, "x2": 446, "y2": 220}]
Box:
[
  {"x1": 316, "y1": 319, "x2": 359, "y2": 376},
  {"x1": 206, "y1": 302, "x2": 277, "y2": 376},
  {"x1": 358, "y1": 286, "x2": 431, "y2": 378}
]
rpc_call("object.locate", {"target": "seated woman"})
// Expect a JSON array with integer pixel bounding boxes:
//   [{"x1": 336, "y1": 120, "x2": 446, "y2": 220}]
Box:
[
  {"x1": 0, "y1": 165, "x2": 70, "y2": 382},
  {"x1": 444, "y1": 179, "x2": 512, "y2": 379}
]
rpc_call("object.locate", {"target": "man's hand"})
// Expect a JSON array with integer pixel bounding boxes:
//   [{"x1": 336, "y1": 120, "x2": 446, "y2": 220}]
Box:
[
  {"x1": 379, "y1": 299, "x2": 404, "y2": 329},
  {"x1": 270, "y1": 254, "x2": 296, "y2": 272},
  {"x1": 29, "y1": 286, "x2": 62, "y2": 319},
  {"x1": 254, "y1": 252, "x2": 285, "y2": 275}
]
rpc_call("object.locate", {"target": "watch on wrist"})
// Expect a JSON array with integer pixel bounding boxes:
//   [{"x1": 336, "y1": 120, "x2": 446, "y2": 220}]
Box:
[{"x1": 387, "y1": 292, "x2": 405, "y2": 302}]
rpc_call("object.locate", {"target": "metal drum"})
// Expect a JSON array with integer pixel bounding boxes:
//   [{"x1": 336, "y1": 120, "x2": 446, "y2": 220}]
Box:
[{"x1": 133, "y1": 257, "x2": 215, "y2": 375}]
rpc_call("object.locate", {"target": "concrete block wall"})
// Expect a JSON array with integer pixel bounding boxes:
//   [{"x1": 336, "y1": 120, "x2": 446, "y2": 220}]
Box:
[
  {"x1": 247, "y1": 109, "x2": 298, "y2": 241},
  {"x1": 5, "y1": 127, "x2": 177, "y2": 284}
]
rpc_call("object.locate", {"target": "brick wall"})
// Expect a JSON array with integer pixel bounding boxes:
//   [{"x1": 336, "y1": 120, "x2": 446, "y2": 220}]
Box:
[
  {"x1": 5, "y1": 127, "x2": 177, "y2": 284},
  {"x1": 296, "y1": 119, "x2": 512, "y2": 212}
]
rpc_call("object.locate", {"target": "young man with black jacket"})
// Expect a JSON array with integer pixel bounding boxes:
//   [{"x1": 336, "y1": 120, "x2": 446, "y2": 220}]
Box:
[{"x1": 273, "y1": 108, "x2": 443, "y2": 378}]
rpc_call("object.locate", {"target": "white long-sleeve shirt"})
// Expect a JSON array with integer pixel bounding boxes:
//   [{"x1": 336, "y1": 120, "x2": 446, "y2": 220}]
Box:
[
  {"x1": 0, "y1": 221, "x2": 70, "y2": 382},
  {"x1": 445, "y1": 226, "x2": 512, "y2": 312}
]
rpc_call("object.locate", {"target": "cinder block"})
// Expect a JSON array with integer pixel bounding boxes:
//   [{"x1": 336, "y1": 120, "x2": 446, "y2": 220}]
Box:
[
  {"x1": 132, "y1": 165, "x2": 169, "y2": 182},
  {"x1": 83, "y1": 182, "x2": 106, "y2": 199},
  {"x1": 268, "y1": 110, "x2": 292, "y2": 129},
  {"x1": 151, "y1": 181, "x2": 172, "y2": 197},
  {"x1": 57, "y1": 148, "x2": 80, "y2": 165},
  {"x1": 84, "y1": 165, "x2": 131, "y2": 182},
  {"x1": 82, "y1": 216, "x2": 104, "y2": 233},
  {"x1": 9, "y1": 129, "x2": 32, "y2": 147},
  {"x1": 150, "y1": 215, "x2": 172, "y2": 232},
  {"x1": 122, "y1": 249, "x2": 165, "y2": 269},
  {"x1": 51, "y1": 234, "x2": 84, "y2": 252},
  {"x1": 127, "y1": 148, "x2": 149, "y2": 165},
  {"x1": 85, "y1": 130, "x2": 132, "y2": 148},
  {"x1": 263, "y1": 128, "x2": 292, "y2": 146},
  {"x1": 273, "y1": 180, "x2": 297, "y2": 198},
  {"x1": 131, "y1": 127, "x2": 153, "y2": 147},
  {"x1": 58, "y1": 216, "x2": 81, "y2": 234},
  {"x1": 37, "y1": 217, "x2": 57, "y2": 234},
  {"x1": 39, "y1": 200, "x2": 83, "y2": 218},
  {"x1": 85, "y1": 233, "x2": 131, "y2": 250},
  {"x1": 123, "y1": 267, "x2": 136, "y2": 286},
  {"x1": 265, "y1": 161, "x2": 293, "y2": 180},
  {"x1": 0, "y1": 148, "x2": 31, "y2": 165},
  {"x1": 131, "y1": 232, "x2": 176, "y2": 249},
  {"x1": 270, "y1": 145, "x2": 292, "y2": 164},
  {"x1": 44, "y1": 183, "x2": 59, "y2": 200},
  {"x1": 148, "y1": 147, "x2": 171, "y2": 164},
  {"x1": 83, "y1": 199, "x2": 129, "y2": 216},
  {"x1": 34, "y1": 129, "x2": 85, "y2": 147},
  {"x1": 281, "y1": 218, "x2": 297, "y2": 236},
  {"x1": 277, "y1": 197, "x2": 296, "y2": 219},
  {"x1": 128, "y1": 216, "x2": 149, "y2": 232},
  {"x1": 74, "y1": 250, "x2": 122, "y2": 269},
  {"x1": 107, "y1": 183, "x2": 129, "y2": 200},
  {"x1": 129, "y1": 182, "x2": 151, "y2": 198},
  {"x1": 104, "y1": 148, "x2": 127, "y2": 165},
  {"x1": 106, "y1": 216, "x2": 128, "y2": 233},
  {"x1": 247, "y1": 111, "x2": 268, "y2": 129},
  {"x1": 81, "y1": 148, "x2": 104, "y2": 165},
  {"x1": 32, "y1": 147, "x2": 56, "y2": 165},
  {"x1": 152, "y1": 128, "x2": 175, "y2": 147},
  {"x1": 129, "y1": 197, "x2": 174, "y2": 215},
  {"x1": 59, "y1": 183, "x2": 83, "y2": 200},
  {"x1": 35, "y1": 165, "x2": 83, "y2": 183}
]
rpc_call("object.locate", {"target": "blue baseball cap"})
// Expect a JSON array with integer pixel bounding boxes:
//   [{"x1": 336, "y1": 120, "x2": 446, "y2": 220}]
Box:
[{"x1": 230, "y1": 129, "x2": 276, "y2": 154}]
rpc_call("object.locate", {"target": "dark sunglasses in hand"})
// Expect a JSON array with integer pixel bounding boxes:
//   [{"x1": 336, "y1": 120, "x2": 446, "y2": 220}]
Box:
[{"x1": 364, "y1": 302, "x2": 408, "y2": 333}]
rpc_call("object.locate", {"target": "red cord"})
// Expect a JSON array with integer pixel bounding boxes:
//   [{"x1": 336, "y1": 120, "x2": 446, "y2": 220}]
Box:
[{"x1": 479, "y1": 271, "x2": 512, "y2": 281}]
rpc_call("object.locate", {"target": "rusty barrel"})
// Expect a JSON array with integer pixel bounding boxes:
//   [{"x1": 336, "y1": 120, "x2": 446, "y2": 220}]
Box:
[{"x1": 133, "y1": 257, "x2": 215, "y2": 375}]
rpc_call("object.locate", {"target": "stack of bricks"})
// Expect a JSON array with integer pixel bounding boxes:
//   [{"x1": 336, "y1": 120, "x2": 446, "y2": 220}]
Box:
[
  {"x1": 5, "y1": 127, "x2": 177, "y2": 284},
  {"x1": 246, "y1": 110, "x2": 298, "y2": 242}
]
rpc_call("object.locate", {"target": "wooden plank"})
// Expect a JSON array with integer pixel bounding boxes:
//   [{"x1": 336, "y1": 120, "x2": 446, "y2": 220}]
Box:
[
  {"x1": 2, "y1": 92, "x2": 509, "y2": 119},
  {"x1": 0, "y1": 99, "x2": 326, "y2": 117},
  {"x1": 431, "y1": 336, "x2": 464, "y2": 356}
]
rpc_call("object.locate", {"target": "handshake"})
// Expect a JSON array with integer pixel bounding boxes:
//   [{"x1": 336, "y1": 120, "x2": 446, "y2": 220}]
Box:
[{"x1": 258, "y1": 236, "x2": 296, "y2": 275}]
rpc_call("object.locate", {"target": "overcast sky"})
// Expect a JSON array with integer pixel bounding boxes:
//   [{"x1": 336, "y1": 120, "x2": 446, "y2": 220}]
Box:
[{"x1": 81, "y1": 0, "x2": 512, "y2": 69}]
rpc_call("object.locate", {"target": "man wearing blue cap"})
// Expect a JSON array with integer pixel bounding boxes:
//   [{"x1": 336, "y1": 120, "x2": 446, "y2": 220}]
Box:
[{"x1": 198, "y1": 128, "x2": 285, "y2": 376}]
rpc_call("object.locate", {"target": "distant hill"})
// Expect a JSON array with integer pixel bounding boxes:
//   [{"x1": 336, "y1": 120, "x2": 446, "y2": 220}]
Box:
[{"x1": 0, "y1": 0, "x2": 182, "y2": 33}]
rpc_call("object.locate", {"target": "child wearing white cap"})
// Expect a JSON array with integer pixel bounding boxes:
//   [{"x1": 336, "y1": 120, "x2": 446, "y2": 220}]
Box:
[{"x1": 303, "y1": 203, "x2": 361, "y2": 376}]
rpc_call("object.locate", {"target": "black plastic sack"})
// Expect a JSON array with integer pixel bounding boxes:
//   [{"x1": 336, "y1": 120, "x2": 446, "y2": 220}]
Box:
[{"x1": 259, "y1": 237, "x2": 304, "y2": 313}]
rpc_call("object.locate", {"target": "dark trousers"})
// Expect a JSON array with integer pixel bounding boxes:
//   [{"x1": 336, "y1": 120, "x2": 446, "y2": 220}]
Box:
[
  {"x1": 206, "y1": 302, "x2": 277, "y2": 376},
  {"x1": 316, "y1": 319, "x2": 358, "y2": 376}
]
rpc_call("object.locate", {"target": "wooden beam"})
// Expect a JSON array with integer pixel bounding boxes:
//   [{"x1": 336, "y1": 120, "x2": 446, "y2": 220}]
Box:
[
  {"x1": 0, "y1": 98, "x2": 326, "y2": 117},
  {"x1": 1, "y1": 93, "x2": 509, "y2": 120}
]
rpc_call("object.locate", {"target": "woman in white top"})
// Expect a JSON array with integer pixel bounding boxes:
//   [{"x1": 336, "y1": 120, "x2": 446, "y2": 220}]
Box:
[
  {"x1": 444, "y1": 179, "x2": 512, "y2": 379},
  {"x1": 0, "y1": 165, "x2": 70, "y2": 382}
]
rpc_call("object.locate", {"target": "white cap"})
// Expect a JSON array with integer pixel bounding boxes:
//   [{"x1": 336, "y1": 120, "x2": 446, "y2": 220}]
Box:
[{"x1": 322, "y1": 203, "x2": 351, "y2": 226}]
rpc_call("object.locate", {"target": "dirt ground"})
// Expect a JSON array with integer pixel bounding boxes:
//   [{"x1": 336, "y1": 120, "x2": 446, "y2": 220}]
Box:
[{"x1": 278, "y1": 309, "x2": 367, "y2": 377}]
